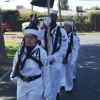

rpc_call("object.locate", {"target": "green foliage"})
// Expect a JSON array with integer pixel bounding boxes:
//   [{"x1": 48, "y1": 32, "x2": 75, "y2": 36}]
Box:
[
  {"x1": 19, "y1": 13, "x2": 31, "y2": 21},
  {"x1": 19, "y1": 11, "x2": 47, "y2": 21},
  {"x1": 1, "y1": 10, "x2": 48, "y2": 31},
  {"x1": 87, "y1": 6, "x2": 100, "y2": 10},
  {"x1": 75, "y1": 16, "x2": 88, "y2": 32},
  {"x1": 5, "y1": 32, "x2": 23, "y2": 34},
  {"x1": 86, "y1": 11, "x2": 100, "y2": 31},
  {"x1": 2, "y1": 10, "x2": 21, "y2": 31},
  {"x1": 5, "y1": 40, "x2": 19, "y2": 58},
  {"x1": 2, "y1": 10, "x2": 20, "y2": 23},
  {"x1": 1, "y1": 10, "x2": 100, "y2": 32},
  {"x1": 61, "y1": 0, "x2": 69, "y2": 10},
  {"x1": 72, "y1": 11, "x2": 100, "y2": 32}
]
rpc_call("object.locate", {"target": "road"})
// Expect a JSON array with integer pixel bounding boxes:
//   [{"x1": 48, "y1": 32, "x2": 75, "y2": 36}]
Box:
[
  {"x1": 0, "y1": 35, "x2": 100, "y2": 100},
  {"x1": 60, "y1": 35, "x2": 100, "y2": 100}
]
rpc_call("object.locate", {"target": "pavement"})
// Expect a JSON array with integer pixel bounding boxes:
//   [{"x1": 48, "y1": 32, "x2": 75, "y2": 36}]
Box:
[{"x1": 0, "y1": 34, "x2": 100, "y2": 100}]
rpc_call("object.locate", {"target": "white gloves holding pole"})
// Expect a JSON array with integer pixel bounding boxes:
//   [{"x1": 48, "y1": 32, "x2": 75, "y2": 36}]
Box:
[{"x1": 44, "y1": 17, "x2": 51, "y2": 27}]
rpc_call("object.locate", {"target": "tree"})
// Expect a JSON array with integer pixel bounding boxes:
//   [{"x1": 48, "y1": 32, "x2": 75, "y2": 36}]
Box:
[
  {"x1": 0, "y1": 9, "x2": 10, "y2": 65},
  {"x1": 90, "y1": 6, "x2": 100, "y2": 10},
  {"x1": 86, "y1": 6, "x2": 100, "y2": 10},
  {"x1": 61, "y1": 0, "x2": 69, "y2": 10}
]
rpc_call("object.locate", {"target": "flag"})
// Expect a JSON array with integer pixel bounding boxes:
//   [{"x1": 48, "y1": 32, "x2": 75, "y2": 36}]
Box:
[{"x1": 31, "y1": 0, "x2": 55, "y2": 8}]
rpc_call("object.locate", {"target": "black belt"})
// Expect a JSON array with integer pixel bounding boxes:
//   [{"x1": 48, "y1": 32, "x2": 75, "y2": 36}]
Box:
[{"x1": 19, "y1": 73, "x2": 41, "y2": 82}]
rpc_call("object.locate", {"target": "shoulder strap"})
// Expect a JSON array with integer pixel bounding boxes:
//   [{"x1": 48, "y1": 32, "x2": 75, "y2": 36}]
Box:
[
  {"x1": 74, "y1": 32, "x2": 76, "y2": 36},
  {"x1": 64, "y1": 33, "x2": 73, "y2": 61},
  {"x1": 44, "y1": 29, "x2": 48, "y2": 54},
  {"x1": 52, "y1": 26, "x2": 61, "y2": 54},
  {"x1": 20, "y1": 48, "x2": 43, "y2": 70},
  {"x1": 12, "y1": 43, "x2": 25, "y2": 77}
]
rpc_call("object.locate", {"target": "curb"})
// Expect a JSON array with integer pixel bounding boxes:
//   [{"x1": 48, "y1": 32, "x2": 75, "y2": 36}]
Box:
[{"x1": 0, "y1": 69, "x2": 11, "y2": 81}]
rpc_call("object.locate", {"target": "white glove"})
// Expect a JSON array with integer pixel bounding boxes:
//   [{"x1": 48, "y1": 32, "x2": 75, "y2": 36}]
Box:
[
  {"x1": 44, "y1": 17, "x2": 51, "y2": 26},
  {"x1": 10, "y1": 76, "x2": 19, "y2": 83},
  {"x1": 47, "y1": 55, "x2": 54, "y2": 62}
]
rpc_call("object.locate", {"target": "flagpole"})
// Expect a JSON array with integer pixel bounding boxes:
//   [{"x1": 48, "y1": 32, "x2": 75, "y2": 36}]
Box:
[
  {"x1": 58, "y1": 0, "x2": 62, "y2": 27},
  {"x1": 47, "y1": 0, "x2": 50, "y2": 55}
]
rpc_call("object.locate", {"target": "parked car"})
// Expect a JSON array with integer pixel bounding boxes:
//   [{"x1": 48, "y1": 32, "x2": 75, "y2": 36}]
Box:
[{"x1": 2, "y1": 23, "x2": 11, "y2": 33}]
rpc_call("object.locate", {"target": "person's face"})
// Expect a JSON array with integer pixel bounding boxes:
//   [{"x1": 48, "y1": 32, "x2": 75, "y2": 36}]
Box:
[
  {"x1": 50, "y1": 13, "x2": 57, "y2": 23},
  {"x1": 63, "y1": 24, "x2": 71, "y2": 32},
  {"x1": 24, "y1": 34, "x2": 37, "y2": 47}
]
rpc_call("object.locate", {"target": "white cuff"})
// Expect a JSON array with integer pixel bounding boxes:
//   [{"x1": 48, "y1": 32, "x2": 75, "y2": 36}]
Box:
[
  {"x1": 44, "y1": 17, "x2": 51, "y2": 26},
  {"x1": 10, "y1": 76, "x2": 19, "y2": 83}
]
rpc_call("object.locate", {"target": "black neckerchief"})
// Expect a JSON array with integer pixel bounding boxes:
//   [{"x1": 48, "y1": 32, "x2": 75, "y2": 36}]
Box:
[
  {"x1": 26, "y1": 45, "x2": 35, "y2": 54},
  {"x1": 67, "y1": 31, "x2": 70, "y2": 35},
  {"x1": 28, "y1": 21, "x2": 38, "y2": 30},
  {"x1": 50, "y1": 22, "x2": 57, "y2": 30}
]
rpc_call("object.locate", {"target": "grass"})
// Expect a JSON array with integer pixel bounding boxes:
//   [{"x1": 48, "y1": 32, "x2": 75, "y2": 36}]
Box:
[
  {"x1": 5, "y1": 40, "x2": 20, "y2": 58},
  {"x1": 4, "y1": 31, "x2": 23, "y2": 34},
  {"x1": 4, "y1": 32, "x2": 24, "y2": 38},
  {"x1": 78, "y1": 32, "x2": 100, "y2": 35},
  {"x1": 0, "y1": 39, "x2": 20, "y2": 77}
]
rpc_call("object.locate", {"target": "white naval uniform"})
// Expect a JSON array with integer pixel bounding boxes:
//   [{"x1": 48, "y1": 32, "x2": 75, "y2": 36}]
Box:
[
  {"x1": 73, "y1": 33, "x2": 80, "y2": 80},
  {"x1": 10, "y1": 44, "x2": 51, "y2": 100},
  {"x1": 62, "y1": 32, "x2": 80, "y2": 91},
  {"x1": 38, "y1": 25, "x2": 68, "y2": 100}
]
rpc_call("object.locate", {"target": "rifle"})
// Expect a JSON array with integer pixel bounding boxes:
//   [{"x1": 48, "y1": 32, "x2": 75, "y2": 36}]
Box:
[{"x1": 12, "y1": 41, "x2": 25, "y2": 78}]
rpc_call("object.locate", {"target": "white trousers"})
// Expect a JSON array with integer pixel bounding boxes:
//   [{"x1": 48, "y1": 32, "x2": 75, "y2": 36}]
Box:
[
  {"x1": 17, "y1": 77, "x2": 44, "y2": 100},
  {"x1": 73, "y1": 64, "x2": 76, "y2": 80},
  {"x1": 50, "y1": 66, "x2": 61, "y2": 100},
  {"x1": 65, "y1": 64, "x2": 74, "y2": 91},
  {"x1": 60, "y1": 64, "x2": 66, "y2": 87}
]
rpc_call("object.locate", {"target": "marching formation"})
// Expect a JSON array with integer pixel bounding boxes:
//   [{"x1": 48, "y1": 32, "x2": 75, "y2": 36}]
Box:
[{"x1": 10, "y1": 9, "x2": 80, "y2": 100}]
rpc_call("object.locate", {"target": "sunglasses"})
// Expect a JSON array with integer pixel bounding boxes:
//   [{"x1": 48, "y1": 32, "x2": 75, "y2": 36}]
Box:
[{"x1": 24, "y1": 36, "x2": 34, "y2": 40}]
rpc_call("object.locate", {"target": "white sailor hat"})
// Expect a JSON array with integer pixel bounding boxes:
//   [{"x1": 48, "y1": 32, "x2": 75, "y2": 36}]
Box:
[
  {"x1": 50, "y1": 9, "x2": 58, "y2": 15},
  {"x1": 23, "y1": 29, "x2": 39, "y2": 38},
  {"x1": 63, "y1": 20, "x2": 73, "y2": 27}
]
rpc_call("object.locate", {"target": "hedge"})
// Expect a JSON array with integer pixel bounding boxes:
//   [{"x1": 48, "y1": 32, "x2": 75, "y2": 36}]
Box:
[{"x1": 1, "y1": 10, "x2": 100, "y2": 32}]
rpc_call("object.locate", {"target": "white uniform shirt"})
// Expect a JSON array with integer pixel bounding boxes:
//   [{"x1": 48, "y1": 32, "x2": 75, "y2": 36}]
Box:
[
  {"x1": 38, "y1": 25, "x2": 68, "y2": 63},
  {"x1": 67, "y1": 32, "x2": 80, "y2": 64},
  {"x1": 10, "y1": 44, "x2": 51, "y2": 97}
]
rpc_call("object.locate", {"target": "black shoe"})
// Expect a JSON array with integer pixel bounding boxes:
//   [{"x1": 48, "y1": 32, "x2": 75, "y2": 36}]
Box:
[
  {"x1": 56, "y1": 93, "x2": 59, "y2": 100},
  {"x1": 66, "y1": 90, "x2": 73, "y2": 94},
  {"x1": 60, "y1": 86, "x2": 65, "y2": 90},
  {"x1": 73, "y1": 79, "x2": 76, "y2": 82}
]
